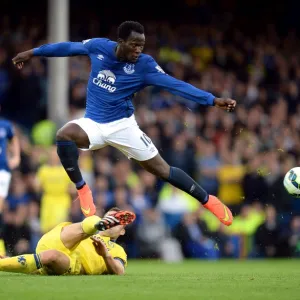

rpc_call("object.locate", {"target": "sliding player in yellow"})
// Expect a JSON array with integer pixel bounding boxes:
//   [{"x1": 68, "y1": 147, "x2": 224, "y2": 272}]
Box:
[{"x1": 0, "y1": 208, "x2": 135, "y2": 275}]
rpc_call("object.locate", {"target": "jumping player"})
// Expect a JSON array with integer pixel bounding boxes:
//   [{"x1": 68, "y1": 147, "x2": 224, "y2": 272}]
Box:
[{"x1": 12, "y1": 21, "x2": 234, "y2": 226}]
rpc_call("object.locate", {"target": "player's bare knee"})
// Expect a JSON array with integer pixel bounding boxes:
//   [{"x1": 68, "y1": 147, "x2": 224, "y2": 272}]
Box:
[
  {"x1": 56, "y1": 125, "x2": 75, "y2": 142},
  {"x1": 56, "y1": 123, "x2": 90, "y2": 148},
  {"x1": 40, "y1": 250, "x2": 61, "y2": 265}
]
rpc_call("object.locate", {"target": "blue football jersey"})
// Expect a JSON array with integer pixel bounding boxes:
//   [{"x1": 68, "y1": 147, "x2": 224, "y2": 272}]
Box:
[
  {"x1": 0, "y1": 119, "x2": 14, "y2": 171},
  {"x1": 34, "y1": 38, "x2": 216, "y2": 123}
]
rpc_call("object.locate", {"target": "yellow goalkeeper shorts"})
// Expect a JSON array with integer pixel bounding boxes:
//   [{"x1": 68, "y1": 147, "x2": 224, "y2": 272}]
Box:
[{"x1": 36, "y1": 222, "x2": 81, "y2": 275}]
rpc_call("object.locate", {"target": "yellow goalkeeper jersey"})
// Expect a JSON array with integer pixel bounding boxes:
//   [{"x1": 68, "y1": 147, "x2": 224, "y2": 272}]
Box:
[{"x1": 77, "y1": 235, "x2": 127, "y2": 275}]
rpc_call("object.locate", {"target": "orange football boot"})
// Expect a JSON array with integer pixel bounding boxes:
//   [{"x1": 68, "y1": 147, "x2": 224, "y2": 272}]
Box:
[
  {"x1": 77, "y1": 184, "x2": 96, "y2": 217},
  {"x1": 95, "y1": 211, "x2": 136, "y2": 231},
  {"x1": 203, "y1": 195, "x2": 233, "y2": 226}
]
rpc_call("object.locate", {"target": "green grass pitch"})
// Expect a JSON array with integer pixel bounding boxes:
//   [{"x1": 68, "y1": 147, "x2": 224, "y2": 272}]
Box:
[{"x1": 1, "y1": 259, "x2": 300, "y2": 300}]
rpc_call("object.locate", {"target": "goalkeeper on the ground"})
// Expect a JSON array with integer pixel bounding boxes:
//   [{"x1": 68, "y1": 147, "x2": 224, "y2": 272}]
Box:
[{"x1": 0, "y1": 208, "x2": 135, "y2": 275}]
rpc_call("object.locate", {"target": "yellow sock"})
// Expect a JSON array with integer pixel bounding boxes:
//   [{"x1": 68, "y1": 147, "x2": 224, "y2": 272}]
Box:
[
  {"x1": 0, "y1": 254, "x2": 42, "y2": 274},
  {"x1": 0, "y1": 239, "x2": 5, "y2": 256},
  {"x1": 81, "y1": 215, "x2": 101, "y2": 235}
]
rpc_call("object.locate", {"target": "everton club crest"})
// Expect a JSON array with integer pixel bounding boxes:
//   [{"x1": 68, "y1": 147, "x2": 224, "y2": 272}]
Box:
[{"x1": 123, "y1": 63, "x2": 135, "y2": 74}]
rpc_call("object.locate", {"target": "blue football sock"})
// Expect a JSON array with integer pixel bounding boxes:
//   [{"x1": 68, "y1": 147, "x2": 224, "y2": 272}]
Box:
[
  {"x1": 56, "y1": 141, "x2": 85, "y2": 189},
  {"x1": 167, "y1": 167, "x2": 208, "y2": 204}
]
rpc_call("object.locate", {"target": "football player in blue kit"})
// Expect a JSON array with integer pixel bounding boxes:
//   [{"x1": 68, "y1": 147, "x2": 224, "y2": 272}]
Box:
[
  {"x1": 0, "y1": 114, "x2": 20, "y2": 255},
  {"x1": 12, "y1": 21, "x2": 234, "y2": 227}
]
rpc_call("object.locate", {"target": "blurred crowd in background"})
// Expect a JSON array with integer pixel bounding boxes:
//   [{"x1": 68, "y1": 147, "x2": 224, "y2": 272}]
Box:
[{"x1": 2, "y1": 4, "x2": 300, "y2": 260}]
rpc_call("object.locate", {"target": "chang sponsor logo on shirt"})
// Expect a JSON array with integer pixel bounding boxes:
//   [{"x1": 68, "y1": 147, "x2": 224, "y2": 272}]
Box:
[{"x1": 92, "y1": 70, "x2": 117, "y2": 93}]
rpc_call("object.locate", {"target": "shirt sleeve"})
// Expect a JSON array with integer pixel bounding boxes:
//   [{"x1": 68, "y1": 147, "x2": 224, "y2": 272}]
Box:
[
  {"x1": 81, "y1": 38, "x2": 100, "y2": 53},
  {"x1": 33, "y1": 42, "x2": 89, "y2": 57},
  {"x1": 143, "y1": 57, "x2": 215, "y2": 106},
  {"x1": 114, "y1": 257, "x2": 126, "y2": 267},
  {"x1": 113, "y1": 247, "x2": 128, "y2": 268}
]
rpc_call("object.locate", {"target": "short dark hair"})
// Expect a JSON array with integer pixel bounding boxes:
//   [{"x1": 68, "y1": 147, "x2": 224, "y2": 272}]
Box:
[{"x1": 117, "y1": 21, "x2": 144, "y2": 40}]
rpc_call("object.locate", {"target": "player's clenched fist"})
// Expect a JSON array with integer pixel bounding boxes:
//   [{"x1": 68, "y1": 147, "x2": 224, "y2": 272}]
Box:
[
  {"x1": 213, "y1": 98, "x2": 236, "y2": 112},
  {"x1": 90, "y1": 236, "x2": 110, "y2": 257},
  {"x1": 12, "y1": 50, "x2": 34, "y2": 69}
]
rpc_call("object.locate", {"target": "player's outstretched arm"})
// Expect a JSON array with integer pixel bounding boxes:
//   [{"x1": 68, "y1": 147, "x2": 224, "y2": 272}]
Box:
[
  {"x1": 91, "y1": 236, "x2": 125, "y2": 275},
  {"x1": 12, "y1": 42, "x2": 89, "y2": 69},
  {"x1": 144, "y1": 58, "x2": 236, "y2": 112}
]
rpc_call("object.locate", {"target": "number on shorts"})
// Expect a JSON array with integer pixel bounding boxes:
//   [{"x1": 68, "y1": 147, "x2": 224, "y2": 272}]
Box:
[{"x1": 140, "y1": 133, "x2": 152, "y2": 147}]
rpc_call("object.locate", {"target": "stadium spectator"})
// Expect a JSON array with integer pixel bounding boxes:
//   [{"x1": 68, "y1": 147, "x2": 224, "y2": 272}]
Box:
[{"x1": 254, "y1": 205, "x2": 282, "y2": 257}]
